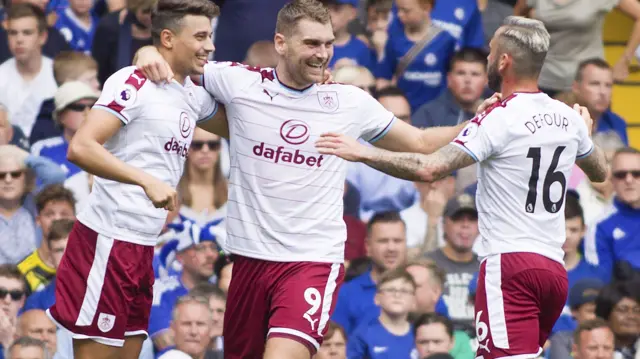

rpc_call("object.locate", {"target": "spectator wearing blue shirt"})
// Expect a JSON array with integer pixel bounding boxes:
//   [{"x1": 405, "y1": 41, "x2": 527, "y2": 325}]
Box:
[
  {"x1": 31, "y1": 82, "x2": 99, "y2": 209},
  {"x1": 54, "y1": 0, "x2": 97, "y2": 54},
  {"x1": 376, "y1": 0, "x2": 456, "y2": 112},
  {"x1": 572, "y1": 58, "x2": 629, "y2": 145},
  {"x1": 585, "y1": 147, "x2": 640, "y2": 283},
  {"x1": 551, "y1": 194, "x2": 603, "y2": 335},
  {"x1": 149, "y1": 220, "x2": 220, "y2": 356},
  {"x1": 347, "y1": 268, "x2": 416, "y2": 359},
  {"x1": 326, "y1": 0, "x2": 375, "y2": 72}
]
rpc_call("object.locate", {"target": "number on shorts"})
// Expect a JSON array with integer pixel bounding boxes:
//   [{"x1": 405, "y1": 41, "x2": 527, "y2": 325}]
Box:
[
  {"x1": 525, "y1": 146, "x2": 567, "y2": 214},
  {"x1": 303, "y1": 287, "x2": 322, "y2": 331},
  {"x1": 475, "y1": 310, "x2": 488, "y2": 343}
]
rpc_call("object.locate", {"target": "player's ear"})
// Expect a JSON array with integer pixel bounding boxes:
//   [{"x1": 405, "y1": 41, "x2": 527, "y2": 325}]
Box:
[
  {"x1": 160, "y1": 28, "x2": 174, "y2": 49},
  {"x1": 274, "y1": 33, "x2": 287, "y2": 56}
]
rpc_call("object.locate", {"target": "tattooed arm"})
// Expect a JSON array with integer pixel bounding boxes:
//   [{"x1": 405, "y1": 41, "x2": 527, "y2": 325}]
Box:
[
  {"x1": 576, "y1": 144, "x2": 608, "y2": 183},
  {"x1": 315, "y1": 133, "x2": 477, "y2": 182}
]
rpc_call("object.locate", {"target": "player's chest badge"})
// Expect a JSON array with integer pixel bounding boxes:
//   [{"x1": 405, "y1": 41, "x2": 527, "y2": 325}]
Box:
[{"x1": 317, "y1": 91, "x2": 339, "y2": 112}]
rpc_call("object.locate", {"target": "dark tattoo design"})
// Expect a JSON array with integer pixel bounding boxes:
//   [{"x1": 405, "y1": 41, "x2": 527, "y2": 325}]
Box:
[{"x1": 363, "y1": 144, "x2": 477, "y2": 182}]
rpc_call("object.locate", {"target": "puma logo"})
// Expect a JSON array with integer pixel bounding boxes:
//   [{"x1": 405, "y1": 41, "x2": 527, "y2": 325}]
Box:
[
  {"x1": 263, "y1": 89, "x2": 278, "y2": 101},
  {"x1": 303, "y1": 313, "x2": 318, "y2": 331}
]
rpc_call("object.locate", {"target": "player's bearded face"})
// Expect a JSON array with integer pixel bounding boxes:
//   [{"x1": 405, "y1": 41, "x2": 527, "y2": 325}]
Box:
[
  {"x1": 487, "y1": 56, "x2": 503, "y2": 93},
  {"x1": 285, "y1": 20, "x2": 333, "y2": 86}
]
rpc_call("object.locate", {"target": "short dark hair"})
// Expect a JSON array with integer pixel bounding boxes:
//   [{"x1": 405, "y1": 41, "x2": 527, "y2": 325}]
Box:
[
  {"x1": 366, "y1": 211, "x2": 404, "y2": 233},
  {"x1": 8, "y1": 336, "x2": 47, "y2": 358},
  {"x1": 190, "y1": 282, "x2": 226, "y2": 302},
  {"x1": 366, "y1": 0, "x2": 393, "y2": 12},
  {"x1": 276, "y1": 0, "x2": 331, "y2": 37},
  {"x1": 613, "y1": 146, "x2": 640, "y2": 158},
  {"x1": 377, "y1": 267, "x2": 416, "y2": 290},
  {"x1": 573, "y1": 318, "x2": 611, "y2": 345},
  {"x1": 47, "y1": 219, "x2": 75, "y2": 243},
  {"x1": 323, "y1": 321, "x2": 346, "y2": 341},
  {"x1": 35, "y1": 184, "x2": 76, "y2": 214},
  {"x1": 6, "y1": 3, "x2": 47, "y2": 33},
  {"x1": 595, "y1": 281, "x2": 640, "y2": 320},
  {"x1": 0, "y1": 265, "x2": 27, "y2": 292},
  {"x1": 374, "y1": 86, "x2": 407, "y2": 101},
  {"x1": 564, "y1": 193, "x2": 584, "y2": 226},
  {"x1": 449, "y1": 47, "x2": 488, "y2": 73},
  {"x1": 413, "y1": 313, "x2": 453, "y2": 338},
  {"x1": 151, "y1": 0, "x2": 220, "y2": 45},
  {"x1": 575, "y1": 58, "x2": 611, "y2": 83}
]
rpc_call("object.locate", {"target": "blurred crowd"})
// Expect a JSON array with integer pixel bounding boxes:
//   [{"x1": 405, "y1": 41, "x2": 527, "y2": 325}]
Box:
[{"x1": 0, "y1": 0, "x2": 640, "y2": 358}]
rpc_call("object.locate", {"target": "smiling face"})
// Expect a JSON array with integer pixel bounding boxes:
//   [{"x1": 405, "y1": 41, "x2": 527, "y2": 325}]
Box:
[{"x1": 168, "y1": 14, "x2": 214, "y2": 76}]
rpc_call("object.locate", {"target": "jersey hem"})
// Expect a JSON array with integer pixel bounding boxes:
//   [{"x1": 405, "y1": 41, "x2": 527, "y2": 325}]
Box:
[
  {"x1": 75, "y1": 217, "x2": 157, "y2": 247},
  {"x1": 226, "y1": 246, "x2": 344, "y2": 264}
]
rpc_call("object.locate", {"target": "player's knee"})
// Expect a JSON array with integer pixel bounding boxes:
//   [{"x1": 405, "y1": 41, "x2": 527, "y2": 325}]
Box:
[{"x1": 264, "y1": 337, "x2": 312, "y2": 359}]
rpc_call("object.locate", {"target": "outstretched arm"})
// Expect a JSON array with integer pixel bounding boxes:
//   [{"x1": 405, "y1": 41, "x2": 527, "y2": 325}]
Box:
[
  {"x1": 576, "y1": 144, "x2": 608, "y2": 183},
  {"x1": 316, "y1": 133, "x2": 476, "y2": 182}
]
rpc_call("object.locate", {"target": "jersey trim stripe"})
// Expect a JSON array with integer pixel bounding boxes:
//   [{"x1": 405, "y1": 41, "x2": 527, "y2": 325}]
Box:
[
  {"x1": 577, "y1": 144, "x2": 594, "y2": 159},
  {"x1": 196, "y1": 101, "x2": 219, "y2": 124},
  {"x1": 451, "y1": 140, "x2": 479, "y2": 162},
  {"x1": 94, "y1": 105, "x2": 128, "y2": 125},
  {"x1": 369, "y1": 115, "x2": 396, "y2": 143}
]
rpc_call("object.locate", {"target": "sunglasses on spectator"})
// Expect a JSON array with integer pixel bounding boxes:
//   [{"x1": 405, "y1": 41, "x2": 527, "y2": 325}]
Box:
[
  {"x1": 191, "y1": 140, "x2": 221, "y2": 151},
  {"x1": 0, "y1": 288, "x2": 24, "y2": 301},
  {"x1": 612, "y1": 170, "x2": 640, "y2": 180},
  {"x1": 0, "y1": 171, "x2": 23, "y2": 180},
  {"x1": 66, "y1": 103, "x2": 93, "y2": 112}
]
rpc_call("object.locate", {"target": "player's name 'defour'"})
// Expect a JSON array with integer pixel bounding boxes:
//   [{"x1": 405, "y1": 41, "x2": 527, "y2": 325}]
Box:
[{"x1": 525, "y1": 112, "x2": 570, "y2": 134}]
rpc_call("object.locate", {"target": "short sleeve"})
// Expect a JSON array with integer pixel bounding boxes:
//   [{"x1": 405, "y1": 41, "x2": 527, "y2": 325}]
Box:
[
  {"x1": 576, "y1": 114, "x2": 595, "y2": 159},
  {"x1": 200, "y1": 61, "x2": 271, "y2": 104},
  {"x1": 193, "y1": 87, "x2": 219, "y2": 124},
  {"x1": 93, "y1": 66, "x2": 147, "y2": 125},
  {"x1": 450, "y1": 109, "x2": 508, "y2": 162},
  {"x1": 354, "y1": 89, "x2": 396, "y2": 143}
]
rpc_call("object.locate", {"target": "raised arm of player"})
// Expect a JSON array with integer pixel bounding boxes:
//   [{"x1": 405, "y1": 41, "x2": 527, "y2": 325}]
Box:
[
  {"x1": 374, "y1": 119, "x2": 469, "y2": 155},
  {"x1": 68, "y1": 109, "x2": 178, "y2": 210}
]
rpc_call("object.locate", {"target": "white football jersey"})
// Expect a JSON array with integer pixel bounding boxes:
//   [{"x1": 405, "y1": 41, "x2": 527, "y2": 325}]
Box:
[
  {"x1": 452, "y1": 92, "x2": 594, "y2": 263},
  {"x1": 78, "y1": 66, "x2": 218, "y2": 246},
  {"x1": 201, "y1": 62, "x2": 396, "y2": 263}
]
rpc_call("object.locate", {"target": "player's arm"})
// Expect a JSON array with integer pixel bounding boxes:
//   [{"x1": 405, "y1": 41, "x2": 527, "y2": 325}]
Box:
[
  {"x1": 197, "y1": 105, "x2": 229, "y2": 139},
  {"x1": 576, "y1": 144, "x2": 608, "y2": 183},
  {"x1": 67, "y1": 110, "x2": 177, "y2": 210},
  {"x1": 374, "y1": 119, "x2": 469, "y2": 155},
  {"x1": 317, "y1": 134, "x2": 475, "y2": 182}
]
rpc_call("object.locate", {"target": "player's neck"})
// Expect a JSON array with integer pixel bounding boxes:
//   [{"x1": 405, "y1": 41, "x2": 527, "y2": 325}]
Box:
[
  {"x1": 274, "y1": 64, "x2": 313, "y2": 91},
  {"x1": 379, "y1": 311, "x2": 410, "y2": 335},
  {"x1": 563, "y1": 251, "x2": 580, "y2": 270},
  {"x1": 442, "y1": 244, "x2": 474, "y2": 263},
  {"x1": 334, "y1": 29, "x2": 351, "y2": 45},
  {"x1": 157, "y1": 47, "x2": 186, "y2": 85},
  {"x1": 499, "y1": 77, "x2": 540, "y2": 99},
  {"x1": 15, "y1": 53, "x2": 43, "y2": 80}
]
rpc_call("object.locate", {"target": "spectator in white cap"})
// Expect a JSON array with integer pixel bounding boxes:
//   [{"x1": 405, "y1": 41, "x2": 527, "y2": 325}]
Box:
[
  {"x1": 31, "y1": 81, "x2": 99, "y2": 211},
  {"x1": 149, "y1": 219, "x2": 223, "y2": 355}
]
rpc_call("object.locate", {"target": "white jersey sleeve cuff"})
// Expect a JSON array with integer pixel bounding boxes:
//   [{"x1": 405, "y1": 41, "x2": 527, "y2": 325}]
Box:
[
  {"x1": 451, "y1": 141, "x2": 480, "y2": 162},
  {"x1": 369, "y1": 115, "x2": 396, "y2": 143},
  {"x1": 93, "y1": 105, "x2": 129, "y2": 125},
  {"x1": 197, "y1": 101, "x2": 219, "y2": 124},
  {"x1": 577, "y1": 144, "x2": 594, "y2": 159}
]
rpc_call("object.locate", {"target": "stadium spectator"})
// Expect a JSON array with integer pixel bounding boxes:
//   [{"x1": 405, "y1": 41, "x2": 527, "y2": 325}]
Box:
[
  {"x1": 572, "y1": 318, "x2": 615, "y2": 359},
  {"x1": 18, "y1": 185, "x2": 75, "y2": 293},
  {"x1": 189, "y1": 283, "x2": 225, "y2": 356},
  {"x1": 0, "y1": 106, "x2": 29, "y2": 151},
  {"x1": 16, "y1": 309, "x2": 57, "y2": 356},
  {"x1": 325, "y1": 0, "x2": 375, "y2": 72},
  {"x1": 53, "y1": 0, "x2": 97, "y2": 53},
  {"x1": 30, "y1": 51, "x2": 99, "y2": 146},
  {"x1": 345, "y1": 88, "x2": 417, "y2": 221},
  {"x1": 548, "y1": 279, "x2": 605, "y2": 359},
  {"x1": 426, "y1": 193, "x2": 479, "y2": 332},
  {"x1": 332, "y1": 211, "x2": 408, "y2": 335},
  {"x1": 585, "y1": 148, "x2": 640, "y2": 282},
  {"x1": 150, "y1": 221, "x2": 220, "y2": 354},
  {"x1": 350, "y1": 0, "x2": 392, "y2": 58},
  {"x1": 594, "y1": 281, "x2": 640, "y2": 359},
  {"x1": 515, "y1": 0, "x2": 640, "y2": 94},
  {"x1": 0, "y1": 265, "x2": 27, "y2": 353},
  {"x1": 158, "y1": 295, "x2": 216, "y2": 359},
  {"x1": 176, "y1": 128, "x2": 228, "y2": 226},
  {"x1": 481, "y1": 0, "x2": 516, "y2": 47},
  {"x1": 91, "y1": 0, "x2": 154, "y2": 85},
  {"x1": 331, "y1": 65, "x2": 375, "y2": 94},
  {"x1": 375, "y1": 0, "x2": 457, "y2": 111},
  {"x1": 243, "y1": 40, "x2": 279, "y2": 68},
  {"x1": 31, "y1": 82, "x2": 98, "y2": 209},
  {"x1": 412, "y1": 313, "x2": 455, "y2": 359},
  {"x1": 572, "y1": 59, "x2": 629, "y2": 145},
  {"x1": 212, "y1": 254, "x2": 232, "y2": 295},
  {"x1": 316, "y1": 321, "x2": 346, "y2": 359},
  {"x1": 405, "y1": 259, "x2": 447, "y2": 316},
  {"x1": 21, "y1": 218, "x2": 73, "y2": 313},
  {"x1": 0, "y1": 145, "x2": 66, "y2": 264},
  {"x1": 0, "y1": 3, "x2": 57, "y2": 137},
  {"x1": 401, "y1": 173, "x2": 456, "y2": 258},
  {"x1": 6, "y1": 336, "x2": 47, "y2": 359},
  {"x1": 429, "y1": 0, "x2": 485, "y2": 51},
  {"x1": 347, "y1": 268, "x2": 416, "y2": 358},
  {"x1": 574, "y1": 131, "x2": 624, "y2": 227}
]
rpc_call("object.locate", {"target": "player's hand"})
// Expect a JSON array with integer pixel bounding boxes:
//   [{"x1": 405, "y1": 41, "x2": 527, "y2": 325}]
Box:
[
  {"x1": 315, "y1": 133, "x2": 371, "y2": 162},
  {"x1": 0, "y1": 311, "x2": 15, "y2": 347},
  {"x1": 322, "y1": 69, "x2": 333, "y2": 84},
  {"x1": 573, "y1": 104, "x2": 594, "y2": 136},
  {"x1": 135, "y1": 46, "x2": 174, "y2": 83},
  {"x1": 142, "y1": 177, "x2": 178, "y2": 211},
  {"x1": 476, "y1": 93, "x2": 502, "y2": 115},
  {"x1": 422, "y1": 187, "x2": 447, "y2": 219}
]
